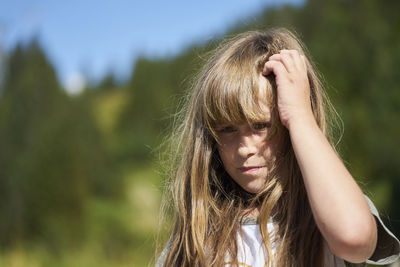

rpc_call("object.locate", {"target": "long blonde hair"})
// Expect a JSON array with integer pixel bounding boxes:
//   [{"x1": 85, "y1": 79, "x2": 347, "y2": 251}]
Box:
[{"x1": 158, "y1": 28, "x2": 339, "y2": 267}]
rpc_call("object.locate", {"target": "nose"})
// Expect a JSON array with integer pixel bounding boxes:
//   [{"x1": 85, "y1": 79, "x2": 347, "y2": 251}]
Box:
[{"x1": 237, "y1": 133, "x2": 258, "y2": 158}]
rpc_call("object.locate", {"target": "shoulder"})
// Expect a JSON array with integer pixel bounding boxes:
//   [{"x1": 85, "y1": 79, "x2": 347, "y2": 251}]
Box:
[
  {"x1": 155, "y1": 238, "x2": 172, "y2": 267},
  {"x1": 364, "y1": 195, "x2": 400, "y2": 265}
]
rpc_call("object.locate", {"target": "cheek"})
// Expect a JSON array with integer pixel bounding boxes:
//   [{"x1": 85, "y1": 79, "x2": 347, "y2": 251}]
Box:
[
  {"x1": 261, "y1": 135, "x2": 286, "y2": 165},
  {"x1": 217, "y1": 144, "x2": 235, "y2": 168}
]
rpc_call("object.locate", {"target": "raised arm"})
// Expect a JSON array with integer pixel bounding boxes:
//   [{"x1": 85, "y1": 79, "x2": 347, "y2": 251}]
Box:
[{"x1": 262, "y1": 50, "x2": 377, "y2": 263}]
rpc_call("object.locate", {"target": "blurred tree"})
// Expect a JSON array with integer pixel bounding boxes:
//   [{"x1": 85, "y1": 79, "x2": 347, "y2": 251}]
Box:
[
  {"x1": 97, "y1": 70, "x2": 118, "y2": 91},
  {"x1": 117, "y1": 47, "x2": 204, "y2": 162},
  {"x1": 0, "y1": 45, "x2": 5, "y2": 94},
  {"x1": 0, "y1": 39, "x2": 116, "y2": 249}
]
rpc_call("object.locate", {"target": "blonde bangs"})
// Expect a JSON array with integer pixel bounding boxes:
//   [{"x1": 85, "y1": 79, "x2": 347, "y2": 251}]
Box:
[{"x1": 201, "y1": 56, "x2": 276, "y2": 139}]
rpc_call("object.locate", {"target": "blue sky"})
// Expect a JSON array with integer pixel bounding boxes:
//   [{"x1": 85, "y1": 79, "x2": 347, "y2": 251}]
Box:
[{"x1": 0, "y1": 0, "x2": 304, "y2": 93}]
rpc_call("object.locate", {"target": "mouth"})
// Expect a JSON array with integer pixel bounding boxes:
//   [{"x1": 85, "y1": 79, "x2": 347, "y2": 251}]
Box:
[{"x1": 238, "y1": 166, "x2": 265, "y2": 174}]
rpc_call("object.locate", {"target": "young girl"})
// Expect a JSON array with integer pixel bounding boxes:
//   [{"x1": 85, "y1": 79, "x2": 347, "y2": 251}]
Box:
[{"x1": 156, "y1": 28, "x2": 400, "y2": 266}]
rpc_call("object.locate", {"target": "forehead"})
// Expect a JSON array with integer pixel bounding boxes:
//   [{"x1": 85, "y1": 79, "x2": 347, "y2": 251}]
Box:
[
  {"x1": 219, "y1": 102, "x2": 272, "y2": 127},
  {"x1": 209, "y1": 75, "x2": 274, "y2": 127}
]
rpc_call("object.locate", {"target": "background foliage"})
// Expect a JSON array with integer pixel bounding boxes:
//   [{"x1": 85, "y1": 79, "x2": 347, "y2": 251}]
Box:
[{"x1": 0, "y1": 0, "x2": 399, "y2": 266}]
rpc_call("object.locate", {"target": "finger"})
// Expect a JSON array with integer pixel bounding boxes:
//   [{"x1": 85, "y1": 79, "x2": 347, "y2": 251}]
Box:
[
  {"x1": 300, "y1": 55, "x2": 307, "y2": 69},
  {"x1": 267, "y1": 53, "x2": 294, "y2": 73},
  {"x1": 284, "y1": 49, "x2": 306, "y2": 70},
  {"x1": 268, "y1": 54, "x2": 280, "y2": 60},
  {"x1": 262, "y1": 60, "x2": 288, "y2": 77},
  {"x1": 280, "y1": 49, "x2": 302, "y2": 72},
  {"x1": 267, "y1": 54, "x2": 286, "y2": 72},
  {"x1": 290, "y1": 50, "x2": 305, "y2": 70}
]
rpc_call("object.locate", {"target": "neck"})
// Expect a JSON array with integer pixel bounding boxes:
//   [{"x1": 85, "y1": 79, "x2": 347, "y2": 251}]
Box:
[{"x1": 243, "y1": 207, "x2": 260, "y2": 218}]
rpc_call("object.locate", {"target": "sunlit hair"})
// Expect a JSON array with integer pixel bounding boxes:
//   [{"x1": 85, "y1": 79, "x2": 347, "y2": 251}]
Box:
[{"x1": 157, "y1": 28, "x2": 341, "y2": 267}]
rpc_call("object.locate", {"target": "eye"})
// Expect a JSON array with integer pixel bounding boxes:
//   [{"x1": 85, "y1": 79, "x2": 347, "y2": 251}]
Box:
[
  {"x1": 217, "y1": 125, "x2": 237, "y2": 133},
  {"x1": 252, "y1": 122, "x2": 271, "y2": 131}
]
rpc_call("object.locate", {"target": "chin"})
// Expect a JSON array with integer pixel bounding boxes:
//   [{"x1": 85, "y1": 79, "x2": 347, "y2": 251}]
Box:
[
  {"x1": 242, "y1": 186, "x2": 262, "y2": 194},
  {"x1": 239, "y1": 179, "x2": 265, "y2": 194}
]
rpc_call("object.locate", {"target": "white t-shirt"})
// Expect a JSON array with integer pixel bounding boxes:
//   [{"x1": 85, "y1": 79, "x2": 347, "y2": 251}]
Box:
[{"x1": 224, "y1": 218, "x2": 276, "y2": 266}]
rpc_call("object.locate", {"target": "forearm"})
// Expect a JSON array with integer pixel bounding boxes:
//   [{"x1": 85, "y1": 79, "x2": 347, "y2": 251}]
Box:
[{"x1": 288, "y1": 116, "x2": 377, "y2": 263}]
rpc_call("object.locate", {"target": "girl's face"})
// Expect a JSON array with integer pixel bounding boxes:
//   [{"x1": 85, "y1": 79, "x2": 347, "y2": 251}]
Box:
[{"x1": 216, "y1": 100, "x2": 281, "y2": 194}]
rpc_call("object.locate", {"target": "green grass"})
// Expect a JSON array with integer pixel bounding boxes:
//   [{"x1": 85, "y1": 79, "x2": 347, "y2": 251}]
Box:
[{"x1": 0, "y1": 163, "x2": 164, "y2": 267}]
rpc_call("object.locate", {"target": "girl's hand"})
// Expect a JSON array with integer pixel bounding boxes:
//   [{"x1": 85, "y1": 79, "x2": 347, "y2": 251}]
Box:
[{"x1": 262, "y1": 50, "x2": 315, "y2": 129}]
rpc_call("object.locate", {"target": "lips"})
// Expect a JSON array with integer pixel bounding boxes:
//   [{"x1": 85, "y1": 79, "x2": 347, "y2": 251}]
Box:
[{"x1": 238, "y1": 166, "x2": 265, "y2": 174}]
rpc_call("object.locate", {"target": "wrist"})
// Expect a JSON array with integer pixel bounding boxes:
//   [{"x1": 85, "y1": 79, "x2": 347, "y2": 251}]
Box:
[{"x1": 286, "y1": 112, "x2": 319, "y2": 133}]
